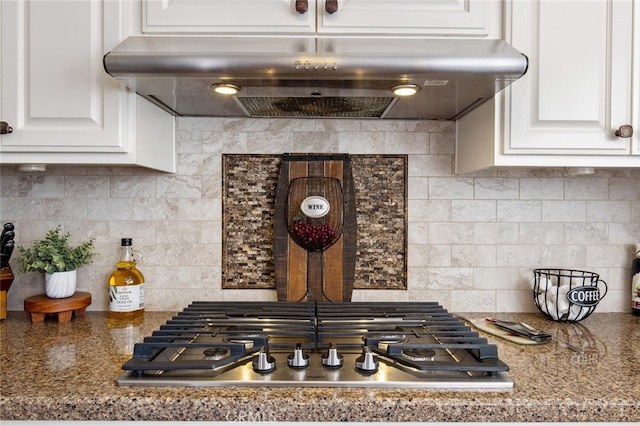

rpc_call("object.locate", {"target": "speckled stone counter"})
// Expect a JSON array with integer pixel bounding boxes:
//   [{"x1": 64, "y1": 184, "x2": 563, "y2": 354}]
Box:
[{"x1": 1, "y1": 311, "x2": 639, "y2": 422}]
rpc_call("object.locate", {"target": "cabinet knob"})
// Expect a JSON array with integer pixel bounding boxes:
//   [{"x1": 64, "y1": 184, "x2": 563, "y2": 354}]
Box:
[
  {"x1": 295, "y1": 0, "x2": 308, "y2": 14},
  {"x1": 614, "y1": 125, "x2": 633, "y2": 138},
  {"x1": 0, "y1": 121, "x2": 13, "y2": 134},
  {"x1": 325, "y1": 0, "x2": 338, "y2": 14}
]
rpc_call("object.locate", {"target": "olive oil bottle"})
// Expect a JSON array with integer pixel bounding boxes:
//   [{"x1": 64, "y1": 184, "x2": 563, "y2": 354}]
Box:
[{"x1": 108, "y1": 238, "x2": 144, "y2": 319}]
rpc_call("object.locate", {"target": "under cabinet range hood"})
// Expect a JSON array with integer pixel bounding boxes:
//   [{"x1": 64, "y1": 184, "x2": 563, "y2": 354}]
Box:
[{"x1": 103, "y1": 37, "x2": 528, "y2": 120}]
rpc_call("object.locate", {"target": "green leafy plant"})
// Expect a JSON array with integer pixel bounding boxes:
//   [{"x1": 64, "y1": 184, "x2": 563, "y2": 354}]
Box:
[{"x1": 17, "y1": 226, "x2": 97, "y2": 274}]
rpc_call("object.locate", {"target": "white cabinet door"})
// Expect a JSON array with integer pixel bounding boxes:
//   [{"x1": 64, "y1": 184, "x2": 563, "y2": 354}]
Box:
[
  {"x1": 142, "y1": 0, "x2": 499, "y2": 37},
  {"x1": 0, "y1": 0, "x2": 175, "y2": 172},
  {"x1": 317, "y1": 0, "x2": 499, "y2": 37},
  {"x1": 505, "y1": 0, "x2": 633, "y2": 155},
  {"x1": 1, "y1": 0, "x2": 126, "y2": 153},
  {"x1": 143, "y1": 0, "x2": 317, "y2": 34},
  {"x1": 456, "y1": 0, "x2": 638, "y2": 174}
]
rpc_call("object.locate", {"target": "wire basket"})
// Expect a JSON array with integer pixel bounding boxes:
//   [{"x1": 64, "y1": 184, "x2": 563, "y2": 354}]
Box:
[{"x1": 533, "y1": 269, "x2": 607, "y2": 322}]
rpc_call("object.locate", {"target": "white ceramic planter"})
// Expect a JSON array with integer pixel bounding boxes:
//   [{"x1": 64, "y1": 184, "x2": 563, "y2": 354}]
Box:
[{"x1": 45, "y1": 270, "x2": 77, "y2": 299}]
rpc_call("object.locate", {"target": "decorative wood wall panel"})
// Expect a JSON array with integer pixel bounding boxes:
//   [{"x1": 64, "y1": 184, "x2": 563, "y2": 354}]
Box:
[{"x1": 222, "y1": 154, "x2": 406, "y2": 290}]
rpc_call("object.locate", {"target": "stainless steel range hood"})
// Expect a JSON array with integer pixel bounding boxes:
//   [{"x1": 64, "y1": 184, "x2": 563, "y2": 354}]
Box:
[{"x1": 103, "y1": 36, "x2": 528, "y2": 120}]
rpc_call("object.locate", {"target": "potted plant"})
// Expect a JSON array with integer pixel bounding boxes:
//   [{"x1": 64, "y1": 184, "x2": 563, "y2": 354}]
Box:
[{"x1": 17, "y1": 226, "x2": 97, "y2": 298}]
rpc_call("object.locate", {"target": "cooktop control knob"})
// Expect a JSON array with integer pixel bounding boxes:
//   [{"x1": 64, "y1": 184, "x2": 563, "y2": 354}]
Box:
[
  {"x1": 252, "y1": 346, "x2": 276, "y2": 373},
  {"x1": 287, "y1": 343, "x2": 310, "y2": 369},
  {"x1": 321, "y1": 343, "x2": 344, "y2": 368},
  {"x1": 355, "y1": 346, "x2": 378, "y2": 373}
]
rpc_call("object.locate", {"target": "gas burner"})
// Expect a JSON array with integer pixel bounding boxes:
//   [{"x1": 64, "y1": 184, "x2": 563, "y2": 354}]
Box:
[
  {"x1": 226, "y1": 333, "x2": 261, "y2": 342},
  {"x1": 402, "y1": 348, "x2": 436, "y2": 362},
  {"x1": 365, "y1": 333, "x2": 407, "y2": 344},
  {"x1": 203, "y1": 348, "x2": 228, "y2": 360},
  {"x1": 225, "y1": 333, "x2": 265, "y2": 348},
  {"x1": 380, "y1": 335, "x2": 407, "y2": 343},
  {"x1": 367, "y1": 333, "x2": 408, "y2": 351}
]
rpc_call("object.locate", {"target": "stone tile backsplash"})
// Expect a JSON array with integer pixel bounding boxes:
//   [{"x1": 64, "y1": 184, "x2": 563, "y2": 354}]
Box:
[{"x1": 1, "y1": 117, "x2": 639, "y2": 313}]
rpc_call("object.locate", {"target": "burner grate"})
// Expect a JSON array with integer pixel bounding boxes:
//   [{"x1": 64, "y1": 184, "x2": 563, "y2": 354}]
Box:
[{"x1": 317, "y1": 302, "x2": 506, "y2": 372}]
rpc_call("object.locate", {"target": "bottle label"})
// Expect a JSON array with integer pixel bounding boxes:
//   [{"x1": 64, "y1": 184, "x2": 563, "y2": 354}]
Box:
[
  {"x1": 109, "y1": 284, "x2": 145, "y2": 312},
  {"x1": 633, "y1": 272, "x2": 640, "y2": 310}
]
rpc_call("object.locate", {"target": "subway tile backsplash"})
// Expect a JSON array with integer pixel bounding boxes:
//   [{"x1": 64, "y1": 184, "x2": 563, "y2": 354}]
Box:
[{"x1": 1, "y1": 117, "x2": 639, "y2": 313}]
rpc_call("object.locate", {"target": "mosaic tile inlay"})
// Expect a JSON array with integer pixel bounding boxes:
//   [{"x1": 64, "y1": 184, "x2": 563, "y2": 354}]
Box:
[{"x1": 222, "y1": 154, "x2": 407, "y2": 290}]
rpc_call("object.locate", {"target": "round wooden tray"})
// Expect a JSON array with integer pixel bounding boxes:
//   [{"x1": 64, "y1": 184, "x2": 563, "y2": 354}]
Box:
[{"x1": 24, "y1": 291, "x2": 91, "y2": 323}]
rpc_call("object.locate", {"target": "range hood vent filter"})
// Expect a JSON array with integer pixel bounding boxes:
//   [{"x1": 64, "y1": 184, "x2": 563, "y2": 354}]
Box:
[{"x1": 237, "y1": 96, "x2": 395, "y2": 118}]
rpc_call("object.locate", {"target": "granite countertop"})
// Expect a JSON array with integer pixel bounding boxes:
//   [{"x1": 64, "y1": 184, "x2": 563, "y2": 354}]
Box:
[{"x1": 1, "y1": 310, "x2": 639, "y2": 422}]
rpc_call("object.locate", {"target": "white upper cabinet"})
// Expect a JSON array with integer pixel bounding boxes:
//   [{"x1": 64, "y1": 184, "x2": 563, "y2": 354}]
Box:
[
  {"x1": 507, "y1": 0, "x2": 633, "y2": 154},
  {"x1": 143, "y1": 0, "x2": 499, "y2": 37},
  {"x1": 456, "y1": 0, "x2": 639, "y2": 173},
  {"x1": 143, "y1": 0, "x2": 317, "y2": 34},
  {"x1": 317, "y1": 0, "x2": 497, "y2": 37},
  {"x1": 0, "y1": 0, "x2": 175, "y2": 172}
]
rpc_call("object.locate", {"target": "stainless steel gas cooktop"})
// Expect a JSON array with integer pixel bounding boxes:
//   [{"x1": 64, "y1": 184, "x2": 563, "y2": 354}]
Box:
[{"x1": 117, "y1": 302, "x2": 513, "y2": 390}]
